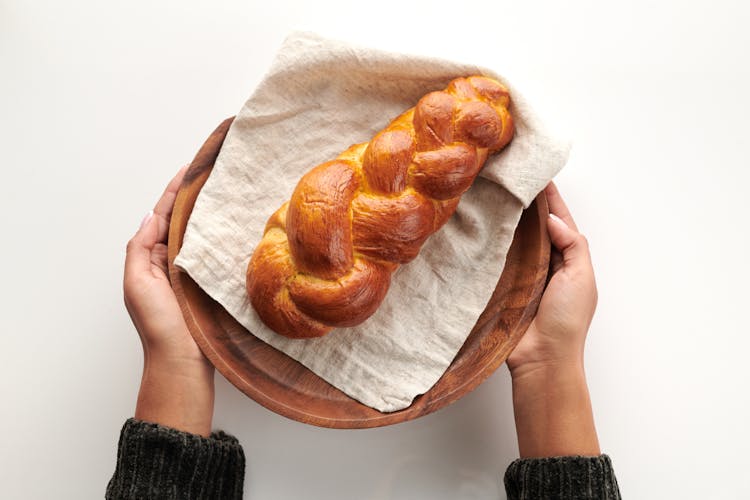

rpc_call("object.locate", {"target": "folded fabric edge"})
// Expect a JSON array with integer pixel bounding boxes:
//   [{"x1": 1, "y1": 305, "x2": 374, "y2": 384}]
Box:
[{"x1": 272, "y1": 31, "x2": 572, "y2": 207}]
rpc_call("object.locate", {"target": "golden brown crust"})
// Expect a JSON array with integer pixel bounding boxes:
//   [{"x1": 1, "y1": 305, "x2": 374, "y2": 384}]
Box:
[
  {"x1": 286, "y1": 160, "x2": 360, "y2": 280},
  {"x1": 351, "y1": 190, "x2": 435, "y2": 264},
  {"x1": 247, "y1": 76, "x2": 514, "y2": 338}
]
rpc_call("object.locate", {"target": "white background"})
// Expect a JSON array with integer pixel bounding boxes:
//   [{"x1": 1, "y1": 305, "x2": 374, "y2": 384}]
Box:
[{"x1": 1, "y1": 1, "x2": 749, "y2": 498}]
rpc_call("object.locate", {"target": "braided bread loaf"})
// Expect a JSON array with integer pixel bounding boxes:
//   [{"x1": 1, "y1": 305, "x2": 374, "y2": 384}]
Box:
[{"x1": 247, "y1": 76, "x2": 514, "y2": 338}]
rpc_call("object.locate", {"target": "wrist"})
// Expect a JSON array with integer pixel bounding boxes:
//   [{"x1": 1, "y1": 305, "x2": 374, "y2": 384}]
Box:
[
  {"x1": 510, "y1": 362, "x2": 600, "y2": 458},
  {"x1": 144, "y1": 346, "x2": 213, "y2": 377},
  {"x1": 135, "y1": 353, "x2": 215, "y2": 437},
  {"x1": 509, "y1": 358, "x2": 584, "y2": 386},
  {"x1": 506, "y1": 323, "x2": 586, "y2": 379}
]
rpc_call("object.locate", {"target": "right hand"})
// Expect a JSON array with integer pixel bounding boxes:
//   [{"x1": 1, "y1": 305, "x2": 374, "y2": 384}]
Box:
[{"x1": 507, "y1": 182, "x2": 598, "y2": 378}]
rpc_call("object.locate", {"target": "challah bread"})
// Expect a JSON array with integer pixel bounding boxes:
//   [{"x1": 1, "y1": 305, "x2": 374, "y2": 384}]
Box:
[{"x1": 247, "y1": 76, "x2": 514, "y2": 338}]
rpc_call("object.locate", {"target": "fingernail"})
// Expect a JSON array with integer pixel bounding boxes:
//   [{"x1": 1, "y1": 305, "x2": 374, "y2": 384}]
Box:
[
  {"x1": 139, "y1": 210, "x2": 153, "y2": 230},
  {"x1": 549, "y1": 213, "x2": 568, "y2": 228}
]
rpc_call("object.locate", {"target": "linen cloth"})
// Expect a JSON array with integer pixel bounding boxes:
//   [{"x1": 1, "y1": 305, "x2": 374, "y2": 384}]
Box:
[{"x1": 175, "y1": 32, "x2": 569, "y2": 412}]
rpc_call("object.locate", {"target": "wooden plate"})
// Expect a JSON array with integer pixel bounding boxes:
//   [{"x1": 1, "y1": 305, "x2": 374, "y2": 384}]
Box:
[{"x1": 168, "y1": 117, "x2": 550, "y2": 429}]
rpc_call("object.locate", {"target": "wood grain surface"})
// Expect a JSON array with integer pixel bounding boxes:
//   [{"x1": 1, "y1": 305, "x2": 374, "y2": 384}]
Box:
[{"x1": 167, "y1": 117, "x2": 550, "y2": 429}]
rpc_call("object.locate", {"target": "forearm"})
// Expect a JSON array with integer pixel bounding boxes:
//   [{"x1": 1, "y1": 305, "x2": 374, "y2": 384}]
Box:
[
  {"x1": 135, "y1": 355, "x2": 215, "y2": 437},
  {"x1": 511, "y1": 362, "x2": 600, "y2": 458}
]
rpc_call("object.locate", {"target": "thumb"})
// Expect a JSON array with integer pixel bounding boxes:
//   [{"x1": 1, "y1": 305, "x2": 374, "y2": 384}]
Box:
[
  {"x1": 125, "y1": 210, "x2": 158, "y2": 278},
  {"x1": 547, "y1": 213, "x2": 591, "y2": 268}
]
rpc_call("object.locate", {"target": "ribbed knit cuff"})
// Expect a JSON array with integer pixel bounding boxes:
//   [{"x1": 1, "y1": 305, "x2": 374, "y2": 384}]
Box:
[
  {"x1": 106, "y1": 418, "x2": 245, "y2": 500},
  {"x1": 504, "y1": 454, "x2": 621, "y2": 500}
]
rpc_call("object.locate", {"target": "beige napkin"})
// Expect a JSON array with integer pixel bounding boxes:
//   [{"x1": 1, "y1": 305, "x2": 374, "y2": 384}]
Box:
[{"x1": 174, "y1": 32, "x2": 569, "y2": 413}]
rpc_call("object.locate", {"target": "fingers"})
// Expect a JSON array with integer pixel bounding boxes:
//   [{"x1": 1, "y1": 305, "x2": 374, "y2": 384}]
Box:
[
  {"x1": 544, "y1": 182, "x2": 578, "y2": 232},
  {"x1": 150, "y1": 243, "x2": 169, "y2": 276},
  {"x1": 125, "y1": 165, "x2": 189, "y2": 282},
  {"x1": 546, "y1": 213, "x2": 591, "y2": 269},
  {"x1": 548, "y1": 247, "x2": 564, "y2": 277},
  {"x1": 544, "y1": 181, "x2": 591, "y2": 268},
  {"x1": 125, "y1": 210, "x2": 160, "y2": 280},
  {"x1": 153, "y1": 165, "x2": 189, "y2": 244}
]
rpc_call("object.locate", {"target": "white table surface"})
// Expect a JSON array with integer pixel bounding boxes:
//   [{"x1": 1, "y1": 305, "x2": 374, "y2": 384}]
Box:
[{"x1": 2, "y1": 1, "x2": 749, "y2": 498}]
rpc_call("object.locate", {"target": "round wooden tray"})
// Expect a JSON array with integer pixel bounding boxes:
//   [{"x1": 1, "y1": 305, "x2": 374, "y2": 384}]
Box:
[{"x1": 168, "y1": 117, "x2": 550, "y2": 429}]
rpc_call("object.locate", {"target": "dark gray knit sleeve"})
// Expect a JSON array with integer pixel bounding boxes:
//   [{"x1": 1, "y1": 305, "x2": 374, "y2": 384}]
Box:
[
  {"x1": 106, "y1": 418, "x2": 245, "y2": 500},
  {"x1": 504, "y1": 455, "x2": 621, "y2": 499}
]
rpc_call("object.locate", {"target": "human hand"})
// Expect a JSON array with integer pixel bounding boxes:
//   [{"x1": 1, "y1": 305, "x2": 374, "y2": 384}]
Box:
[
  {"x1": 506, "y1": 182, "x2": 600, "y2": 458},
  {"x1": 507, "y1": 182, "x2": 597, "y2": 378},
  {"x1": 124, "y1": 166, "x2": 214, "y2": 437}
]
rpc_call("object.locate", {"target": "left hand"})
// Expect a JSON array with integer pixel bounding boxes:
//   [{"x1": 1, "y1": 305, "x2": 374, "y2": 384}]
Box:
[
  {"x1": 124, "y1": 165, "x2": 215, "y2": 436},
  {"x1": 505, "y1": 182, "x2": 600, "y2": 458},
  {"x1": 506, "y1": 182, "x2": 598, "y2": 377}
]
